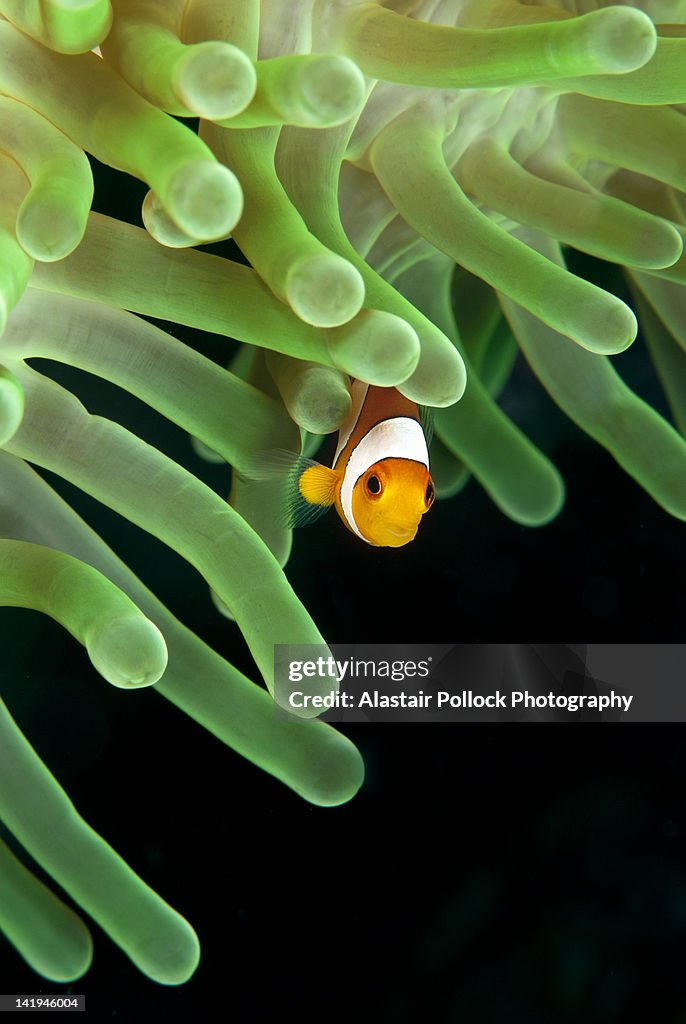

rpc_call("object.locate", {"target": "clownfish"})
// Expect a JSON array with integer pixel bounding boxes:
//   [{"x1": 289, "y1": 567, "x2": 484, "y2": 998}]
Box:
[{"x1": 285, "y1": 381, "x2": 435, "y2": 547}]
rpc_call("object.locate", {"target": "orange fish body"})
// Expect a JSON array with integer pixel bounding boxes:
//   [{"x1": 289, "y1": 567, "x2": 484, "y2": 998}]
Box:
[{"x1": 297, "y1": 382, "x2": 435, "y2": 548}]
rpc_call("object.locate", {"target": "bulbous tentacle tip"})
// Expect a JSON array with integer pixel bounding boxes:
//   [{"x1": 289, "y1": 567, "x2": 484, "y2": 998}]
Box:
[
  {"x1": 580, "y1": 5, "x2": 657, "y2": 75},
  {"x1": 134, "y1": 920, "x2": 201, "y2": 987},
  {"x1": 311, "y1": 744, "x2": 366, "y2": 808},
  {"x1": 16, "y1": 200, "x2": 85, "y2": 263},
  {"x1": 34, "y1": 923, "x2": 94, "y2": 983},
  {"x1": 42, "y1": 948, "x2": 94, "y2": 984},
  {"x1": 296, "y1": 54, "x2": 366, "y2": 126},
  {"x1": 400, "y1": 347, "x2": 468, "y2": 409},
  {"x1": 516, "y1": 473, "x2": 567, "y2": 528},
  {"x1": 45, "y1": 0, "x2": 113, "y2": 53},
  {"x1": 142, "y1": 190, "x2": 210, "y2": 249},
  {"x1": 585, "y1": 301, "x2": 638, "y2": 356},
  {"x1": 294, "y1": 732, "x2": 366, "y2": 808},
  {"x1": 289, "y1": 368, "x2": 353, "y2": 434},
  {"x1": 634, "y1": 220, "x2": 684, "y2": 271},
  {"x1": 285, "y1": 251, "x2": 365, "y2": 327},
  {"x1": 165, "y1": 161, "x2": 243, "y2": 242},
  {"x1": 174, "y1": 41, "x2": 257, "y2": 122},
  {"x1": 327, "y1": 310, "x2": 421, "y2": 385},
  {"x1": 7, "y1": 879, "x2": 94, "y2": 984},
  {"x1": 88, "y1": 614, "x2": 169, "y2": 689}
]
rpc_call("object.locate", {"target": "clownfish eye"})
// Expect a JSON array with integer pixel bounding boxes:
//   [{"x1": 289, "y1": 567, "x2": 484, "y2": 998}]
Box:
[
  {"x1": 366, "y1": 474, "x2": 382, "y2": 496},
  {"x1": 425, "y1": 481, "x2": 435, "y2": 507}
]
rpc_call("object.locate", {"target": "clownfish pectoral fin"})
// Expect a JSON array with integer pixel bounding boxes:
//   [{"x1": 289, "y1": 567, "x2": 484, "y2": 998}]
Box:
[
  {"x1": 242, "y1": 449, "x2": 339, "y2": 528},
  {"x1": 290, "y1": 461, "x2": 340, "y2": 528},
  {"x1": 242, "y1": 448, "x2": 303, "y2": 483},
  {"x1": 419, "y1": 404, "x2": 435, "y2": 448}
]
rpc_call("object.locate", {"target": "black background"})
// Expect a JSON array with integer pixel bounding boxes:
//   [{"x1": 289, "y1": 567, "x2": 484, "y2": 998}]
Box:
[{"x1": 1, "y1": 157, "x2": 685, "y2": 1022}]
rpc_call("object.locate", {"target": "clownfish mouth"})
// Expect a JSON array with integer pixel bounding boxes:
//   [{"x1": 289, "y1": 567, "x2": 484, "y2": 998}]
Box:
[{"x1": 383, "y1": 525, "x2": 417, "y2": 546}]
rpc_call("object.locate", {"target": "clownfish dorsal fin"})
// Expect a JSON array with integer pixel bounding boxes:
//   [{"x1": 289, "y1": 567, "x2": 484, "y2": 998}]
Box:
[{"x1": 418, "y1": 404, "x2": 434, "y2": 448}]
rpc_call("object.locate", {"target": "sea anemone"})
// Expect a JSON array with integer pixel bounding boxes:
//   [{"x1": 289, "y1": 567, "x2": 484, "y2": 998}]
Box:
[{"x1": 0, "y1": 0, "x2": 684, "y2": 985}]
